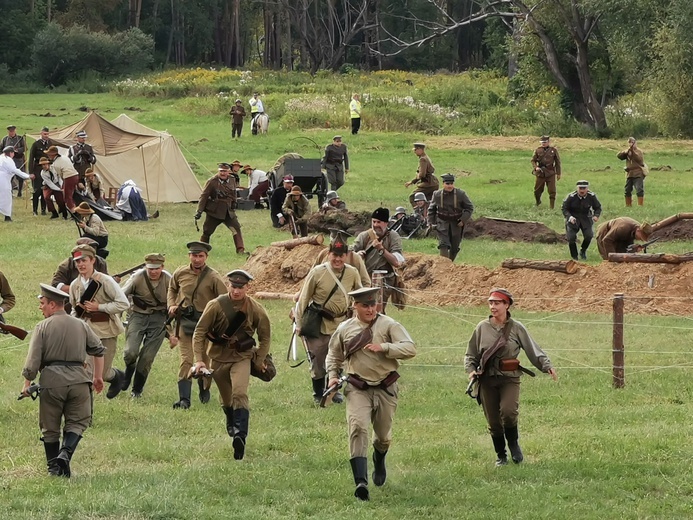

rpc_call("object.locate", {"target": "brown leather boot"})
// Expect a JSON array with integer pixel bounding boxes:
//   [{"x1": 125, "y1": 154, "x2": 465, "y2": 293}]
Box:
[
  {"x1": 638, "y1": 196, "x2": 644, "y2": 206},
  {"x1": 625, "y1": 196, "x2": 632, "y2": 207},
  {"x1": 549, "y1": 198, "x2": 555, "y2": 210}
]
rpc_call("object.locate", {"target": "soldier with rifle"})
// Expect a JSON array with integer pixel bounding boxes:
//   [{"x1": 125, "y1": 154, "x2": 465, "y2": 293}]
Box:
[
  {"x1": 282, "y1": 185, "x2": 311, "y2": 238},
  {"x1": 325, "y1": 287, "x2": 416, "y2": 501},
  {"x1": 52, "y1": 239, "x2": 109, "y2": 300},
  {"x1": 617, "y1": 137, "x2": 647, "y2": 206},
  {"x1": 21, "y1": 283, "x2": 105, "y2": 477},
  {"x1": 427, "y1": 173, "x2": 474, "y2": 261},
  {"x1": 596, "y1": 218, "x2": 653, "y2": 260},
  {"x1": 405, "y1": 142, "x2": 438, "y2": 207},
  {"x1": 465, "y1": 288, "x2": 557, "y2": 467},
  {"x1": 0, "y1": 270, "x2": 16, "y2": 332},
  {"x1": 1, "y1": 125, "x2": 26, "y2": 197},
  {"x1": 120, "y1": 253, "x2": 171, "y2": 398},
  {"x1": 353, "y1": 207, "x2": 405, "y2": 312},
  {"x1": 531, "y1": 135, "x2": 561, "y2": 208},
  {"x1": 296, "y1": 232, "x2": 363, "y2": 404},
  {"x1": 167, "y1": 241, "x2": 227, "y2": 409},
  {"x1": 192, "y1": 270, "x2": 271, "y2": 460},
  {"x1": 68, "y1": 130, "x2": 97, "y2": 182},
  {"x1": 68, "y1": 244, "x2": 129, "y2": 400},
  {"x1": 28, "y1": 126, "x2": 52, "y2": 216}
]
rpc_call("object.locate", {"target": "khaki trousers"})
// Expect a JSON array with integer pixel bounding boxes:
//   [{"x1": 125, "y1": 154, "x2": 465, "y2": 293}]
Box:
[
  {"x1": 533, "y1": 174, "x2": 557, "y2": 205},
  {"x1": 100, "y1": 337, "x2": 118, "y2": 382},
  {"x1": 479, "y1": 375, "x2": 521, "y2": 437},
  {"x1": 39, "y1": 384, "x2": 92, "y2": 442},
  {"x1": 211, "y1": 358, "x2": 251, "y2": 409},
  {"x1": 345, "y1": 382, "x2": 398, "y2": 458},
  {"x1": 177, "y1": 330, "x2": 211, "y2": 388},
  {"x1": 305, "y1": 333, "x2": 330, "y2": 379},
  {"x1": 123, "y1": 311, "x2": 166, "y2": 376}
]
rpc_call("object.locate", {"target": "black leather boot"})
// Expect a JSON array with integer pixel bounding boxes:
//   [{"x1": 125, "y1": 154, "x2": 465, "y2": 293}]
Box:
[
  {"x1": 43, "y1": 440, "x2": 61, "y2": 476},
  {"x1": 56, "y1": 432, "x2": 82, "y2": 478},
  {"x1": 106, "y1": 368, "x2": 126, "y2": 399},
  {"x1": 131, "y1": 371, "x2": 147, "y2": 398},
  {"x1": 568, "y1": 242, "x2": 579, "y2": 261},
  {"x1": 50, "y1": 210, "x2": 59, "y2": 219},
  {"x1": 372, "y1": 448, "x2": 387, "y2": 486},
  {"x1": 492, "y1": 434, "x2": 508, "y2": 466},
  {"x1": 350, "y1": 457, "x2": 369, "y2": 501},
  {"x1": 505, "y1": 425, "x2": 524, "y2": 464},
  {"x1": 223, "y1": 406, "x2": 234, "y2": 437},
  {"x1": 122, "y1": 363, "x2": 136, "y2": 391},
  {"x1": 198, "y1": 377, "x2": 211, "y2": 404},
  {"x1": 232, "y1": 408, "x2": 250, "y2": 460},
  {"x1": 173, "y1": 379, "x2": 192, "y2": 409},
  {"x1": 439, "y1": 247, "x2": 450, "y2": 259},
  {"x1": 311, "y1": 378, "x2": 325, "y2": 404}
]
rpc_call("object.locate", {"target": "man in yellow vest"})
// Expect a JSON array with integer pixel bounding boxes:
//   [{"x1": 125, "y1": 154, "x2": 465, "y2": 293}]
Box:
[{"x1": 350, "y1": 94, "x2": 361, "y2": 135}]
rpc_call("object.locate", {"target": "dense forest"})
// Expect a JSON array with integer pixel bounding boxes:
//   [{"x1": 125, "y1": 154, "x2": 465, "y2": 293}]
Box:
[{"x1": 1, "y1": 0, "x2": 692, "y2": 136}]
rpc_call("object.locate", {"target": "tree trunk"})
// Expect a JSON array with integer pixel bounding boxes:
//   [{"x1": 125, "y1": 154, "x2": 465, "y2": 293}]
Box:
[
  {"x1": 502, "y1": 258, "x2": 579, "y2": 274},
  {"x1": 651, "y1": 213, "x2": 693, "y2": 233},
  {"x1": 271, "y1": 235, "x2": 325, "y2": 249},
  {"x1": 607, "y1": 253, "x2": 693, "y2": 264}
]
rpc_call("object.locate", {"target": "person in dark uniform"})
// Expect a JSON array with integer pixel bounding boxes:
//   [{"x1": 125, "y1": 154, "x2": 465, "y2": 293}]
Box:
[
  {"x1": 229, "y1": 99, "x2": 246, "y2": 139},
  {"x1": 322, "y1": 135, "x2": 349, "y2": 191},
  {"x1": 68, "y1": 130, "x2": 97, "y2": 182},
  {"x1": 326, "y1": 286, "x2": 416, "y2": 501},
  {"x1": 561, "y1": 180, "x2": 602, "y2": 260},
  {"x1": 270, "y1": 174, "x2": 294, "y2": 228},
  {"x1": 28, "y1": 127, "x2": 53, "y2": 215},
  {"x1": 192, "y1": 269, "x2": 271, "y2": 460},
  {"x1": 282, "y1": 185, "x2": 311, "y2": 237},
  {"x1": 531, "y1": 135, "x2": 561, "y2": 208},
  {"x1": 427, "y1": 173, "x2": 474, "y2": 261},
  {"x1": 2, "y1": 125, "x2": 26, "y2": 197},
  {"x1": 195, "y1": 163, "x2": 246, "y2": 255},
  {"x1": 21, "y1": 283, "x2": 105, "y2": 477},
  {"x1": 465, "y1": 288, "x2": 557, "y2": 467},
  {"x1": 405, "y1": 142, "x2": 438, "y2": 206}
]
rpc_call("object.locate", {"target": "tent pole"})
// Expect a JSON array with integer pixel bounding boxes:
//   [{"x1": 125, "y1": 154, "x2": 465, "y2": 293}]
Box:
[{"x1": 140, "y1": 146, "x2": 150, "y2": 202}]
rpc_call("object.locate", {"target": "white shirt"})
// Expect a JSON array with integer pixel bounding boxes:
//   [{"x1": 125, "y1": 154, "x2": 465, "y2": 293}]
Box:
[{"x1": 247, "y1": 169, "x2": 267, "y2": 195}]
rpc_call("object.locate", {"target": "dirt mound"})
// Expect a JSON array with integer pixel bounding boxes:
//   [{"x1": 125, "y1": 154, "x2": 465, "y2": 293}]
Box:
[
  {"x1": 306, "y1": 210, "x2": 371, "y2": 236},
  {"x1": 652, "y1": 220, "x2": 693, "y2": 242},
  {"x1": 464, "y1": 217, "x2": 565, "y2": 243},
  {"x1": 246, "y1": 245, "x2": 693, "y2": 316}
]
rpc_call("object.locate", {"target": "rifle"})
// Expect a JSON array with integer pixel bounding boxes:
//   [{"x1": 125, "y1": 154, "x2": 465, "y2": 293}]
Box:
[
  {"x1": 288, "y1": 213, "x2": 299, "y2": 238},
  {"x1": 363, "y1": 220, "x2": 398, "y2": 255},
  {"x1": 18, "y1": 382, "x2": 41, "y2": 401},
  {"x1": 287, "y1": 302, "x2": 307, "y2": 368},
  {"x1": 320, "y1": 375, "x2": 348, "y2": 408},
  {"x1": 465, "y1": 374, "x2": 480, "y2": 405},
  {"x1": 70, "y1": 211, "x2": 84, "y2": 237},
  {"x1": 0, "y1": 319, "x2": 29, "y2": 340},
  {"x1": 626, "y1": 236, "x2": 660, "y2": 253},
  {"x1": 113, "y1": 263, "x2": 147, "y2": 280}
]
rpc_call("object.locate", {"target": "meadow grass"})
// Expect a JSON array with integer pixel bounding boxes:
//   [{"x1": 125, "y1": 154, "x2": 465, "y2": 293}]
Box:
[{"x1": 0, "y1": 92, "x2": 692, "y2": 518}]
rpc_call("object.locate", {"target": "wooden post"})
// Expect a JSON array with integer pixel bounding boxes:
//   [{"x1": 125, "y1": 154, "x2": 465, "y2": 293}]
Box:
[
  {"x1": 612, "y1": 293, "x2": 625, "y2": 389},
  {"x1": 372, "y1": 270, "x2": 387, "y2": 313}
]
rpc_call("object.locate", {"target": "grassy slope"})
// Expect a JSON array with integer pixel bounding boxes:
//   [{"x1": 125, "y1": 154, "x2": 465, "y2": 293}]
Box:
[{"x1": 0, "y1": 93, "x2": 692, "y2": 519}]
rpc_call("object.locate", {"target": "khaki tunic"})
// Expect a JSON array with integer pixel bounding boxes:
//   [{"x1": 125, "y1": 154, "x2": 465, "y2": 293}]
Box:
[
  {"x1": 22, "y1": 310, "x2": 105, "y2": 441},
  {"x1": 531, "y1": 146, "x2": 561, "y2": 176},
  {"x1": 51, "y1": 257, "x2": 108, "y2": 290},
  {"x1": 0, "y1": 270, "x2": 16, "y2": 313},
  {"x1": 81, "y1": 213, "x2": 109, "y2": 237},
  {"x1": 619, "y1": 146, "x2": 645, "y2": 178},
  {"x1": 326, "y1": 314, "x2": 416, "y2": 456},
  {"x1": 352, "y1": 229, "x2": 404, "y2": 276},
  {"x1": 596, "y1": 217, "x2": 641, "y2": 259},
  {"x1": 122, "y1": 269, "x2": 171, "y2": 314},
  {"x1": 282, "y1": 194, "x2": 312, "y2": 221},
  {"x1": 427, "y1": 188, "x2": 474, "y2": 255},
  {"x1": 312, "y1": 249, "x2": 371, "y2": 288}
]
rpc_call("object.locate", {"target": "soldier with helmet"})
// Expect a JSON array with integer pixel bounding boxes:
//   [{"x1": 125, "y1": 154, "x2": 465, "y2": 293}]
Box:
[
  {"x1": 427, "y1": 173, "x2": 474, "y2": 261},
  {"x1": 321, "y1": 190, "x2": 347, "y2": 212},
  {"x1": 192, "y1": 269, "x2": 271, "y2": 460},
  {"x1": 531, "y1": 135, "x2": 561, "y2": 208},
  {"x1": 561, "y1": 180, "x2": 602, "y2": 260},
  {"x1": 405, "y1": 142, "x2": 438, "y2": 206},
  {"x1": 465, "y1": 288, "x2": 557, "y2": 467}
]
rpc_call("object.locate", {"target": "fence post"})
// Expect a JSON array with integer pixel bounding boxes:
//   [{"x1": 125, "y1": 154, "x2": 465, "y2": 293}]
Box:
[
  {"x1": 372, "y1": 270, "x2": 388, "y2": 314},
  {"x1": 612, "y1": 293, "x2": 625, "y2": 388}
]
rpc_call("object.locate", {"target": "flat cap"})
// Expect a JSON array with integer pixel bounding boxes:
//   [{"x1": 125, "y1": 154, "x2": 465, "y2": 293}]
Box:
[
  {"x1": 576, "y1": 180, "x2": 589, "y2": 187},
  {"x1": 6, "y1": 124, "x2": 16, "y2": 130},
  {"x1": 71, "y1": 244, "x2": 96, "y2": 260},
  {"x1": 540, "y1": 135, "x2": 550, "y2": 142},
  {"x1": 488, "y1": 288, "x2": 513, "y2": 305},
  {"x1": 145, "y1": 253, "x2": 165, "y2": 268},
  {"x1": 226, "y1": 269, "x2": 254, "y2": 287},
  {"x1": 333, "y1": 135, "x2": 342, "y2": 141},
  {"x1": 371, "y1": 207, "x2": 389, "y2": 222},
  {"x1": 187, "y1": 241, "x2": 212, "y2": 254},
  {"x1": 2, "y1": 145, "x2": 15, "y2": 154},
  {"x1": 349, "y1": 287, "x2": 380, "y2": 305},
  {"x1": 38, "y1": 283, "x2": 69, "y2": 302},
  {"x1": 441, "y1": 173, "x2": 455, "y2": 183}
]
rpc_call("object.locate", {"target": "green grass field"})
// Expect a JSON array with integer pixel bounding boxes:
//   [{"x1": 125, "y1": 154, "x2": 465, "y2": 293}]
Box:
[{"x1": 0, "y1": 93, "x2": 692, "y2": 519}]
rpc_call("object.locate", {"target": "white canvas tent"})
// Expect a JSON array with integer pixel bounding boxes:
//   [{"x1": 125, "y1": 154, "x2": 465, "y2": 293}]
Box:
[{"x1": 29, "y1": 112, "x2": 202, "y2": 203}]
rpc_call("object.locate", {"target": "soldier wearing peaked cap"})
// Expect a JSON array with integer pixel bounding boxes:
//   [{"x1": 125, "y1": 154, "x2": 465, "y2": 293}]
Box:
[
  {"x1": 297, "y1": 232, "x2": 363, "y2": 404},
  {"x1": 167, "y1": 241, "x2": 227, "y2": 409},
  {"x1": 465, "y1": 288, "x2": 557, "y2": 467},
  {"x1": 561, "y1": 180, "x2": 602, "y2": 261},
  {"x1": 531, "y1": 135, "x2": 561, "y2": 208},
  {"x1": 120, "y1": 253, "x2": 172, "y2": 398},
  {"x1": 28, "y1": 126, "x2": 53, "y2": 215},
  {"x1": 21, "y1": 283, "x2": 106, "y2": 477},
  {"x1": 326, "y1": 286, "x2": 416, "y2": 501},
  {"x1": 2, "y1": 124, "x2": 27, "y2": 197},
  {"x1": 596, "y1": 217, "x2": 652, "y2": 260},
  {"x1": 312, "y1": 230, "x2": 371, "y2": 288},
  {"x1": 51, "y1": 239, "x2": 109, "y2": 301},
  {"x1": 427, "y1": 173, "x2": 474, "y2": 261},
  {"x1": 322, "y1": 135, "x2": 349, "y2": 191},
  {"x1": 405, "y1": 142, "x2": 438, "y2": 207},
  {"x1": 229, "y1": 99, "x2": 246, "y2": 139},
  {"x1": 192, "y1": 269, "x2": 271, "y2": 460},
  {"x1": 195, "y1": 162, "x2": 246, "y2": 254},
  {"x1": 68, "y1": 130, "x2": 96, "y2": 182}
]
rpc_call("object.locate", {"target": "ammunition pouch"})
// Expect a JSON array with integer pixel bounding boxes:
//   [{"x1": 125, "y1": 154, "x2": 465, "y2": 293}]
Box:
[
  {"x1": 347, "y1": 371, "x2": 399, "y2": 391},
  {"x1": 206, "y1": 329, "x2": 256, "y2": 352},
  {"x1": 132, "y1": 295, "x2": 149, "y2": 310},
  {"x1": 180, "y1": 306, "x2": 202, "y2": 336},
  {"x1": 498, "y1": 358, "x2": 520, "y2": 371},
  {"x1": 83, "y1": 311, "x2": 110, "y2": 323}
]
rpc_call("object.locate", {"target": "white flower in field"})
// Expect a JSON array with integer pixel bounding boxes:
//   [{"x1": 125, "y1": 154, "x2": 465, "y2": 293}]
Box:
[{"x1": 624, "y1": 107, "x2": 633, "y2": 116}]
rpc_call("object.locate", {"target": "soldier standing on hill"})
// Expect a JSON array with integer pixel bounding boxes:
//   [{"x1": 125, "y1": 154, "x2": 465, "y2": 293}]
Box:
[
  {"x1": 229, "y1": 99, "x2": 246, "y2": 139},
  {"x1": 321, "y1": 135, "x2": 349, "y2": 191},
  {"x1": 531, "y1": 135, "x2": 561, "y2": 208},
  {"x1": 28, "y1": 126, "x2": 52, "y2": 216},
  {"x1": 561, "y1": 180, "x2": 602, "y2": 260},
  {"x1": 427, "y1": 173, "x2": 474, "y2": 261},
  {"x1": 405, "y1": 143, "x2": 438, "y2": 206}
]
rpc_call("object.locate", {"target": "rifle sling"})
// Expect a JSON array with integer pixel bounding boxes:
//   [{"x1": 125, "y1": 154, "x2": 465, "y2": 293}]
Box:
[
  {"x1": 312, "y1": 268, "x2": 345, "y2": 313},
  {"x1": 478, "y1": 318, "x2": 514, "y2": 375},
  {"x1": 142, "y1": 272, "x2": 164, "y2": 307},
  {"x1": 214, "y1": 294, "x2": 249, "y2": 347}
]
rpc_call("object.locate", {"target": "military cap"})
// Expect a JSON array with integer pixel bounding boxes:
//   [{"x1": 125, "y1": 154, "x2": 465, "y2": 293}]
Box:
[
  {"x1": 243, "y1": 164, "x2": 253, "y2": 171},
  {"x1": 329, "y1": 231, "x2": 350, "y2": 255},
  {"x1": 226, "y1": 269, "x2": 254, "y2": 287},
  {"x1": 6, "y1": 124, "x2": 16, "y2": 130},
  {"x1": 2, "y1": 145, "x2": 15, "y2": 154},
  {"x1": 282, "y1": 175, "x2": 294, "y2": 183},
  {"x1": 488, "y1": 288, "x2": 514, "y2": 306},
  {"x1": 38, "y1": 157, "x2": 50, "y2": 165},
  {"x1": 218, "y1": 162, "x2": 231, "y2": 170},
  {"x1": 576, "y1": 180, "x2": 589, "y2": 187},
  {"x1": 371, "y1": 207, "x2": 389, "y2": 222},
  {"x1": 290, "y1": 186, "x2": 303, "y2": 195},
  {"x1": 38, "y1": 283, "x2": 69, "y2": 303},
  {"x1": 349, "y1": 287, "x2": 380, "y2": 305},
  {"x1": 326, "y1": 190, "x2": 339, "y2": 202},
  {"x1": 145, "y1": 253, "x2": 165, "y2": 268},
  {"x1": 187, "y1": 241, "x2": 212, "y2": 254},
  {"x1": 74, "y1": 202, "x2": 94, "y2": 215},
  {"x1": 540, "y1": 135, "x2": 550, "y2": 142},
  {"x1": 414, "y1": 192, "x2": 427, "y2": 202},
  {"x1": 45, "y1": 145, "x2": 60, "y2": 156},
  {"x1": 41, "y1": 126, "x2": 50, "y2": 132},
  {"x1": 639, "y1": 222, "x2": 653, "y2": 236},
  {"x1": 253, "y1": 92, "x2": 259, "y2": 95},
  {"x1": 333, "y1": 135, "x2": 342, "y2": 141},
  {"x1": 413, "y1": 142, "x2": 426, "y2": 149},
  {"x1": 235, "y1": 99, "x2": 242, "y2": 103},
  {"x1": 395, "y1": 206, "x2": 407, "y2": 215},
  {"x1": 71, "y1": 244, "x2": 96, "y2": 260},
  {"x1": 75, "y1": 130, "x2": 88, "y2": 138},
  {"x1": 231, "y1": 160, "x2": 242, "y2": 166},
  {"x1": 441, "y1": 173, "x2": 455, "y2": 183},
  {"x1": 76, "y1": 237, "x2": 99, "y2": 248}
]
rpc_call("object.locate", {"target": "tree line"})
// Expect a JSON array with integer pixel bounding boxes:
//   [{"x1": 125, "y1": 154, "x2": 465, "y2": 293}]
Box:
[{"x1": 1, "y1": 0, "x2": 692, "y2": 136}]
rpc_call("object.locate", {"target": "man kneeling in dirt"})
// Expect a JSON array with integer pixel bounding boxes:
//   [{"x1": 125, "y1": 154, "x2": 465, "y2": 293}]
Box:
[{"x1": 596, "y1": 218, "x2": 652, "y2": 260}]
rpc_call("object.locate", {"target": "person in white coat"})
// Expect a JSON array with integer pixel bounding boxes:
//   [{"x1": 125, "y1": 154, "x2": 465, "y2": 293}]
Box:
[{"x1": 0, "y1": 146, "x2": 31, "y2": 221}]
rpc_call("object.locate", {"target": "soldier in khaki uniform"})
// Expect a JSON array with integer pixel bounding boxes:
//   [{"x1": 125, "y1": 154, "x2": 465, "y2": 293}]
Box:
[
  {"x1": 192, "y1": 270, "x2": 271, "y2": 460},
  {"x1": 427, "y1": 173, "x2": 474, "y2": 261},
  {"x1": 531, "y1": 135, "x2": 561, "y2": 208},
  {"x1": 167, "y1": 241, "x2": 227, "y2": 409},
  {"x1": 465, "y1": 288, "x2": 557, "y2": 466},
  {"x1": 617, "y1": 137, "x2": 646, "y2": 206},
  {"x1": 22, "y1": 284, "x2": 105, "y2": 477},
  {"x1": 326, "y1": 287, "x2": 416, "y2": 501},
  {"x1": 195, "y1": 162, "x2": 246, "y2": 254},
  {"x1": 312, "y1": 230, "x2": 371, "y2": 288},
  {"x1": 296, "y1": 232, "x2": 363, "y2": 403},
  {"x1": 52, "y1": 239, "x2": 109, "y2": 297},
  {"x1": 0, "y1": 270, "x2": 16, "y2": 325},
  {"x1": 596, "y1": 218, "x2": 652, "y2": 260},
  {"x1": 120, "y1": 253, "x2": 172, "y2": 398},
  {"x1": 405, "y1": 142, "x2": 438, "y2": 206},
  {"x1": 282, "y1": 185, "x2": 312, "y2": 237},
  {"x1": 69, "y1": 244, "x2": 129, "y2": 399}
]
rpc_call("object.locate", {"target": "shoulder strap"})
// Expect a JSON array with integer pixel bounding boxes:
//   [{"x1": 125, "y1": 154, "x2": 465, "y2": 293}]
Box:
[
  {"x1": 143, "y1": 272, "x2": 164, "y2": 306},
  {"x1": 478, "y1": 318, "x2": 514, "y2": 374},
  {"x1": 324, "y1": 265, "x2": 349, "y2": 301},
  {"x1": 320, "y1": 267, "x2": 345, "y2": 307},
  {"x1": 190, "y1": 266, "x2": 210, "y2": 308}
]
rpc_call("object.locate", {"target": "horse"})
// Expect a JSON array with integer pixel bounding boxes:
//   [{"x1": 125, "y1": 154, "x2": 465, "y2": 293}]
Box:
[{"x1": 254, "y1": 113, "x2": 269, "y2": 135}]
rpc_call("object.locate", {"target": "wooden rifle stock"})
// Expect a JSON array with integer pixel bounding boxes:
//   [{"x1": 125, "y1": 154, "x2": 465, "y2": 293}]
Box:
[
  {"x1": 113, "y1": 263, "x2": 147, "y2": 279},
  {"x1": 0, "y1": 321, "x2": 29, "y2": 340}
]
